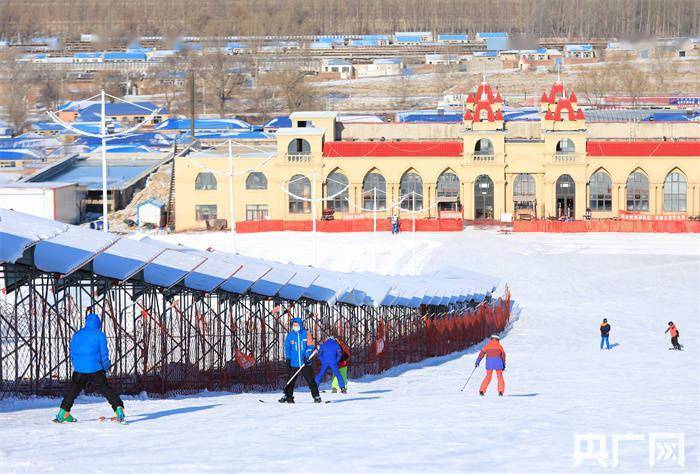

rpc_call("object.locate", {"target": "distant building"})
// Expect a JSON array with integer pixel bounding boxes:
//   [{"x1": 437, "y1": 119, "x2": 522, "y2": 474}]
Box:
[
  {"x1": 469, "y1": 52, "x2": 504, "y2": 72},
  {"x1": 320, "y1": 59, "x2": 354, "y2": 79},
  {"x1": 355, "y1": 58, "x2": 404, "y2": 78},
  {"x1": 437, "y1": 34, "x2": 469, "y2": 44},
  {"x1": 394, "y1": 32, "x2": 432, "y2": 44},
  {"x1": 58, "y1": 101, "x2": 168, "y2": 128},
  {"x1": 564, "y1": 44, "x2": 596, "y2": 63},
  {"x1": 476, "y1": 32, "x2": 509, "y2": 51},
  {"x1": 136, "y1": 198, "x2": 166, "y2": 227},
  {"x1": 0, "y1": 182, "x2": 80, "y2": 223},
  {"x1": 426, "y1": 54, "x2": 460, "y2": 65}
]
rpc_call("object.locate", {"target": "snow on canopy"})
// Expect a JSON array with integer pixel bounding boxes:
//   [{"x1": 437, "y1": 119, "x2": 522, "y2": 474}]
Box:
[{"x1": 0, "y1": 209, "x2": 498, "y2": 305}]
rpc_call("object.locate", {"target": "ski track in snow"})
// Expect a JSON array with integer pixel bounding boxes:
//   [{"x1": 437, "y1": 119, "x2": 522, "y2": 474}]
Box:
[{"x1": 1, "y1": 230, "x2": 698, "y2": 473}]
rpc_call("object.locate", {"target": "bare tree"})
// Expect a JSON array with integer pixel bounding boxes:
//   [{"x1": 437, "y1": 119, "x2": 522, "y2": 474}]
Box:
[
  {"x1": 197, "y1": 50, "x2": 249, "y2": 117},
  {"x1": 93, "y1": 70, "x2": 123, "y2": 97},
  {"x1": 0, "y1": 54, "x2": 33, "y2": 135},
  {"x1": 34, "y1": 69, "x2": 63, "y2": 111},
  {"x1": 575, "y1": 64, "x2": 616, "y2": 105},
  {"x1": 617, "y1": 64, "x2": 650, "y2": 106},
  {"x1": 394, "y1": 73, "x2": 414, "y2": 110},
  {"x1": 267, "y1": 70, "x2": 320, "y2": 112}
]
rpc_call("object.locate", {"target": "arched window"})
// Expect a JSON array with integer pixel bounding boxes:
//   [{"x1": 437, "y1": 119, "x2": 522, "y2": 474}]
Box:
[
  {"x1": 245, "y1": 172, "x2": 267, "y2": 190},
  {"x1": 288, "y1": 174, "x2": 311, "y2": 214},
  {"x1": 663, "y1": 172, "x2": 687, "y2": 212},
  {"x1": 195, "y1": 172, "x2": 217, "y2": 190},
  {"x1": 362, "y1": 172, "x2": 386, "y2": 210},
  {"x1": 589, "y1": 171, "x2": 612, "y2": 211},
  {"x1": 626, "y1": 171, "x2": 649, "y2": 211},
  {"x1": 474, "y1": 175, "x2": 494, "y2": 219},
  {"x1": 474, "y1": 138, "x2": 493, "y2": 156},
  {"x1": 325, "y1": 171, "x2": 349, "y2": 212},
  {"x1": 400, "y1": 172, "x2": 423, "y2": 211},
  {"x1": 556, "y1": 174, "x2": 576, "y2": 218},
  {"x1": 287, "y1": 138, "x2": 311, "y2": 154},
  {"x1": 513, "y1": 174, "x2": 536, "y2": 198},
  {"x1": 556, "y1": 138, "x2": 576, "y2": 154},
  {"x1": 437, "y1": 171, "x2": 460, "y2": 199}
]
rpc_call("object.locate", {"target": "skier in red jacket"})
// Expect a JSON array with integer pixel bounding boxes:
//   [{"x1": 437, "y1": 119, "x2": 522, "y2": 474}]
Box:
[{"x1": 475, "y1": 335, "x2": 506, "y2": 396}]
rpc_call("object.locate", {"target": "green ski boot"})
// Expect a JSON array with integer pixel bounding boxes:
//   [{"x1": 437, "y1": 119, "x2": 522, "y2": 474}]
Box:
[
  {"x1": 114, "y1": 406, "x2": 126, "y2": 424},
  {"x1": 53, "y1": 408, "x2": 77, "y2": 423}
]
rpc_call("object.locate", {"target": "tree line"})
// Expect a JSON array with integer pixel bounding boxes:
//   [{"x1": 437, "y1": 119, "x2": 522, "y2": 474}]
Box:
[{"x1": 1, "y1": 0, "x2": 698, "y2": 41}]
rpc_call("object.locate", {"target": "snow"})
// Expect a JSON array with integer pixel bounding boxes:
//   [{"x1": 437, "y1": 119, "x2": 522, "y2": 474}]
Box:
[{"x1": 1, "y1": 230, "x2": 698, "y2": 473}]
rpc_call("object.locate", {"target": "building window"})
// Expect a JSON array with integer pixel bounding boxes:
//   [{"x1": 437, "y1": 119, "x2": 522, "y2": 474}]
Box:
[
  {"x1": 589, "y1": 171, "x2": 612, "y2": 211},
  {"x1": 556, "y1": 138, "x2": 576, "y2": 154},
  {"x1": 246, "y1": 204, "x2": 269, "y2": 221},
  {"x1": 400, "y1": 171, "x2": 423, "y2": 211},
  {"x1": 287, "y1": 138, "x2": 311, "y2": 154},
  {"x1": 474, "y1": 138, "x2": 493, "y2": 155},
  {"x1": 663, "y1": 172, "x2": 687, "y2": 212},
  {"x1": 556, "y1": 174, "x2": 576, "y2": 218},
  {"x1": 288, "y1": 174, "x2": 311, "y2": 213},
  {"x1": 195, "y1": 204, "x2": 217, "y2": 221},
  {"x1": 195, "y1": 172, "x2": 217, "y2": 190},
  {"x1": 474, "y1": 175, "x2": 494, "y2": 219},
  {"x1": 246, "y1": 172, "x2": 267, "y2": 190},
  {"x1": 362, "y1": 172, "x2": 386, "y2": 210},
  {"x1": 626, "y1": 171, "x2": 649, "y2": 211},
  {"x1": 325, "y1": 171, "x2": 349, "y2": 212},
  {"x1": 513, "y1": 173, "x2": 536, "y2": 210},
  {"x1": 437, "y1": 171, "x2": 460, "y2": 199}
]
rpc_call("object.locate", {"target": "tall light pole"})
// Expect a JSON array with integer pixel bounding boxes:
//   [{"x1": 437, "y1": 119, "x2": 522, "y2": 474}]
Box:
[
  {"x1": 227, "y1": 139, "x2": 236, "y2": 245},
  {"x1": 100, "y1": 90, "x2": 108, "y2": 231}
]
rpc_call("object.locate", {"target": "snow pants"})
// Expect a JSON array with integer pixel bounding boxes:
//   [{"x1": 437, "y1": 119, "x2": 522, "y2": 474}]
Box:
[
  {"x1": 315, "y1": 362, "x2": 346, "y2": 389},
  {"x1": 480, "y1": 369, "x2": 505, "y2": 394},
  {"x1": 60, "y1": 370, "x2": 123, "y2": 412},
  {"x1": 284, "y1": 364, "x2": 320, "y2": 399},
  {"x1": 671, "y1": 336, "x2": 681, "y2": 349},
  {"x1": 600, "y1": 335, "x2": 610, "y2": 349},
  {"x1": 332, "y1": 366, "x2": 348, "y2": 390}
]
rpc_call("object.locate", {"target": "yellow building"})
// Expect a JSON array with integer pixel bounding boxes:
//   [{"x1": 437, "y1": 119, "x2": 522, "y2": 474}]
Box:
[{"x1": 173, "y1": 82, "x2": 700, "y2": 231}]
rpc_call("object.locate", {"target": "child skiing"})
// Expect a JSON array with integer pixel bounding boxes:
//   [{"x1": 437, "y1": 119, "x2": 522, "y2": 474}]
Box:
[
  {"x1": 665, "y1": 321, "x2": 682, "y2": 350},
  {"x1": 314, "y1": 336, "x2": 347, "y2": 393},
  {"x1": 54, "y1": 310, "x2": 125, "y2": 423},
  {"x1": 475, "y1": 335, "x2": 506, "y2": 396},
  {"x1": 599, "y1": 318, "x2": 611, "y2": 350},
  {"x1": 331, "y1": 337, "x2": 351, "y2": 393},
  {"x1": 279, "y1": 317, "x2": 322, "y2": 404}
]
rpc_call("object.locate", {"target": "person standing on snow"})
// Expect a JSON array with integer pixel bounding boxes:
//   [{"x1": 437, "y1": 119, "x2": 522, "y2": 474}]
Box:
[
  {"x1": 332, "y1": 337, "x2": 352, "y2": 393},
  {"x1": 314, "y1": 336, "x2": 347, "y2": 394},
  {"x1": 54, "y1": 309, "x2": 125, "y2": 423},
  {"x1": 665, "y1": 321, "x2": 682, "y2": 350},
  {"x1": 279, "y1": 317, "x2": 322, "y2": 403},
  {"x1": 391, "y1": 214, "x2": 400, "y2": 234},
  {"x1": 475, "y1": 335, "x2": 506, "y2": 396},
  {"x1": 600, "y1": 318, "x2": 611, "y2": 350}
]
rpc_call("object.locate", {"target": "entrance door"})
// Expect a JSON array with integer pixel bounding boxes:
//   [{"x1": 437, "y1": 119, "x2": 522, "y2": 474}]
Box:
[
  {"x1": 474, "y1": 175, "x2": 494, "y2": 219},
  {"x1": 556, "y1": 174, "x2": 575, "y2": 218}
]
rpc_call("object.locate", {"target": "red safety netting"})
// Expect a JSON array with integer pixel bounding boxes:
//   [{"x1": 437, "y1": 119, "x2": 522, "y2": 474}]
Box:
[
  {"x1": 233, "y1": 218, "x2": 464, "y2": 233},
  {"x1": 513, "y1": 220, "x2": 700, "y2": 233}
]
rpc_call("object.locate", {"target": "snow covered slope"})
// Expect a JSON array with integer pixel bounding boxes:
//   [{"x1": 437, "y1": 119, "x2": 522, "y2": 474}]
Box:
[{"x1": 1, "y1": 230, "x2": 698, "y2": 473}]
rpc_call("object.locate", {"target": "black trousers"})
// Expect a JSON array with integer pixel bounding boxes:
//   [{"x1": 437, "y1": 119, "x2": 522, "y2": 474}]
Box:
[
  {"x1": 671, "y1": 336, "x2": 681, "y2": 349},
  {"x1": 283, "y1": 364, "x2": 320, "y2": 399},
  {"x1": 60, "y1": 370, "x2": 124, "y2": 412}
]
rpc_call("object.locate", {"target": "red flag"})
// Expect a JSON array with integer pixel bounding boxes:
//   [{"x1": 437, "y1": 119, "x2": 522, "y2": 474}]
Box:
[{"x1": 235, "y1": 349, "x2": 256, "y2": 370}]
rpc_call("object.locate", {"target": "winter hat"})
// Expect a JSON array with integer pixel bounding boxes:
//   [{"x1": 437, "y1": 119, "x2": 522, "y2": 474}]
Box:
[{"x1": 603, "y1": 318, "x2": 608, "y2": 323}]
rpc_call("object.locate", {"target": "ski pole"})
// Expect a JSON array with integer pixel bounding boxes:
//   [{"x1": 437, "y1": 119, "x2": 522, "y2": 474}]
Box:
[
  {"x1": 284, "y1": 350, "x2": 317, "y2": 388},
  {"x1": 460, "y1": 365, "x2": 478, "y2": 392}
]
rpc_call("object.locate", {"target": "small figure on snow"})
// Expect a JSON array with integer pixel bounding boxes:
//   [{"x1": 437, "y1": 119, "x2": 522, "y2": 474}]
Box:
[
  {"x1": 54, "y1": 309, "x2": 125, "y2": 423},
  {"x1": 391, "y1": 214, "x2": 400, "y2": 234},
  {"x1": 314, "y1": 336, "x2": 347, "y2": 394},
  {"x1": 332, "y1": 337, "x2": 352, "y2": 393},
  {"x1": 475, "y1": 335, "x2": 506, "y2": 396},
  {"x1": 600, "y1": 318, "x2": 611, "y2": 350},
  {"x1": 279, "y1": 317, "x2": 322, "y2": 404},
  {"x1": 665, "y1": 321, "x2": 682, "y2": 350}
]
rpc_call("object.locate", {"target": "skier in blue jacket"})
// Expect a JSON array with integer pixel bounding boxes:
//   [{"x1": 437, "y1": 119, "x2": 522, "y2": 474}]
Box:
[
  {"x1": 279, "y1": 317, "x2": 321, "y2": 403},
  {"x1": 314, "y1": 336, "x2": 347, "y2": 393},
  {"x1": 54, "y1": 310, "x2": 125, "y2": 423}
]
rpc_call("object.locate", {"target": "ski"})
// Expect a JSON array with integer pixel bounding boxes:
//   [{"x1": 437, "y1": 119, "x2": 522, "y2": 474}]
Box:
[
  {"x1": 260, "y1": 399, "x2": 331, "y2": 404},
  {"x1": 98, "y1": 415, "x2": 127, "y2": 425}
]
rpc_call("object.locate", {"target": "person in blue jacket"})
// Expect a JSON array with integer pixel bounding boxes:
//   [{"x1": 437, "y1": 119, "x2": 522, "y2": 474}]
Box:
[
  {"x1": 279, "y1": 317, "x2": 321, "y2": 403},
  {"x1": 54, "y1": 309, "x2": 125, "y2": 423},
  {"x1": 314, "y1": 336, "x2": 347, "y2": 393}
]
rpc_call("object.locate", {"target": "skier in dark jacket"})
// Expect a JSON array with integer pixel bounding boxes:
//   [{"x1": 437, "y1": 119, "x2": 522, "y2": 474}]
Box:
[
  {"x1": 279, "y1": 317, "x2": 321, "y2": 403},
  {"x1": 600, "y1": 318, "x2": 611, "y2": 350},
  {"x1": 666, "y1": 321, "x2": 682, "y2": 350},
  {"x1": 54, "y1": 311, "x2": 125, "y2": 423},
  {"x1": 314, "y1": 336, "x2": 347, "y2": 393}
]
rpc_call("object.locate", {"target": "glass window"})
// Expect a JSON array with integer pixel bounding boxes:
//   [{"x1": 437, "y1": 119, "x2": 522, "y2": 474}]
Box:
[
  {"x1": 474, "y1": 138, "x2": 493, "y2": 155},
  {"x1": 556, "y1": 139, "x2": 576, "y2": 153},
  {"x1": 246, "y1": 204, "x2": 269, "y2": 221},
  {"x1": 474, "y1": 175, "x2": 494, "y2": 219},
  {"x1": 437, "y1": 171, "x2": 460, "y2": 199},
  {"x1": 626, "y1": 172, "x2": 649, "y2": 211},
  {"x1": 288, "y1": 174, "x2": 311, "y2": 213},
  {"x1": 195, "y1": 204, "x2": 217, "y2": 221},
  {"x1": 589, "y1": 171, "x2": 612, "y2": 211},
  {"x1": 664, "y1": 172, "x2": 687, "y2": 212},
  {"x1": 246, "y1": 172, "x2": 267, "y2": 190},
  {"x1": 195, "y1": 172, "x2": 217, "y2": 190},
  {"x1": 513, "y1": 174, "x2": 536, "y2": 197},
  {"x1": 326, "y1": 171, "x2": 349, "y2": 212},
  {"x1": 287, "y1": 138, "x2": 311, "y2": 154},
  {"x1": 400, "y1": 172, "x2": 423, "y2": 211},
  {"x1": 362, "y1": 172, "x2": 387, "y2": 210}
]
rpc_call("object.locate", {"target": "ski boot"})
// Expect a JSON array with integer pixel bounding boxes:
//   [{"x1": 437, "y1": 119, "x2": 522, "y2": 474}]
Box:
[
  {"x1": 114, "y1": 406, "x2": 127, "y2": 424},
  {"x1": 479, "y1": 391, "x2": 485, "y2": 396},
  {"x1": 498, "y1": 392, "x2": 504, "y2": 396},
  {"x1": 278, "y1": 395, "x2": 294, "y2": 404},
  {"x1": 313, "y1": 396, "x2": 323, "y2": 403},
  {"x1": 341, "y1": 387, "x2": 347, "y2": 394},
  {"x1": 53, "y1": 408, "x2": 77, "y2": 423},
  {"x1": 331, "y1": 388, "x2": 338, "y2": 394}
]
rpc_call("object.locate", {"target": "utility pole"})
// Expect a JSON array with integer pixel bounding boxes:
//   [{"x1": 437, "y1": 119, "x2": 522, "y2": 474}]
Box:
[
  {"x1": 189, "y1": 71, "x2": 196, "y2": 139},
  {"x1": 100, "y1": 90, "x2": 108, "y2": 232}
]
